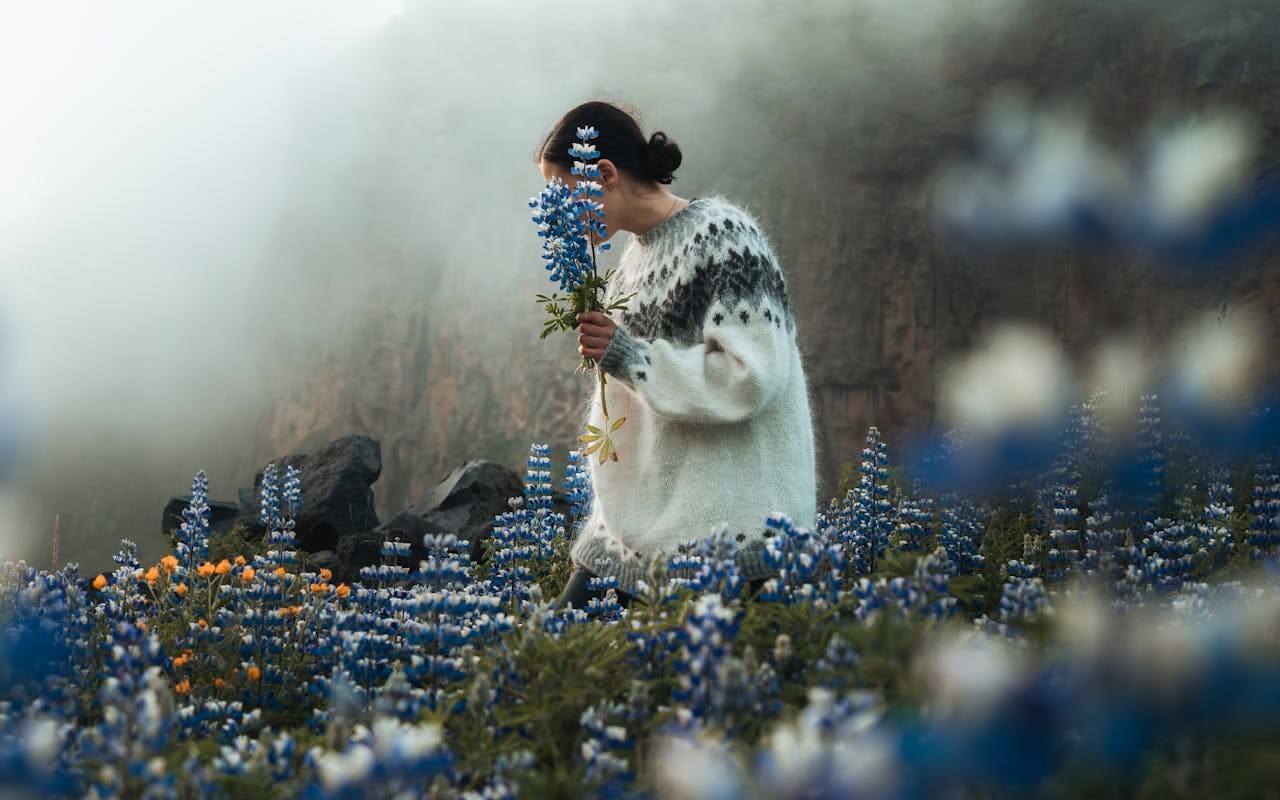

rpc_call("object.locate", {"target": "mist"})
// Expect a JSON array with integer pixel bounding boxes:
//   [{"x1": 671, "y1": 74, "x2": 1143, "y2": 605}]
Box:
[{"x1": 3, "y1": 0, "x2": 1267, "y2": 570}]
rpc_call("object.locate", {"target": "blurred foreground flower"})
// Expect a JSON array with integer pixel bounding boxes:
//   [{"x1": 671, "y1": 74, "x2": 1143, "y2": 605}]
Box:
[
  {"x1": 906, "y1": 322, "x2": 1073, "y2": 493},
  {"x1": 933, "y1": 85, "x2": 1277, "y2": 272}
]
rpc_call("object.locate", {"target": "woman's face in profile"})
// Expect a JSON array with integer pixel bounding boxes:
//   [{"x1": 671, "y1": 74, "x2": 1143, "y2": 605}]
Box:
[{"x1": 538, "y1": 158, "x2": 618, "y2": 246}]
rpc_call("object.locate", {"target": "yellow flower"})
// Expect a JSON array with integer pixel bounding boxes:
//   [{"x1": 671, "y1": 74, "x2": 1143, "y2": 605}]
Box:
[
  {"x1": 160, "y1": 555, "x2": 179, "y2": 573},
  {"x1": 92, "y1": 574, "x2": 107, "y2": 590},
  {"x1": 197, "y1": 562, "x2": 215, "y2": 578}
]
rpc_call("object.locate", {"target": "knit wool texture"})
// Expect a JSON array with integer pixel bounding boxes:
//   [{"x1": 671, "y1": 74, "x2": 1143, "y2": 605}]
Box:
[{"x1": 569, "y1": 193, "x2": 818, "y2": 596}]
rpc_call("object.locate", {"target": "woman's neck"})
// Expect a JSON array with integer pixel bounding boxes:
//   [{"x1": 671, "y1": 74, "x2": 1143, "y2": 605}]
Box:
[{"x1": 629, "y1": 191, "x2": 688, "y2": 238}]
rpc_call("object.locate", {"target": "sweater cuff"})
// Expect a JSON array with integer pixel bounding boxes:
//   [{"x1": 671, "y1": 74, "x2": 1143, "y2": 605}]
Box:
[{"x1": 598, "y1": 323, "x2": 648, "y2": 384}]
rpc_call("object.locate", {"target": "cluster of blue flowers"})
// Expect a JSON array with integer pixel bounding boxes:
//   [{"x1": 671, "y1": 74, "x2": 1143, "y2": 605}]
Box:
[
  {"x1": 4, "y1": 398, "x2": 1280, "y2": 797},
  {"x1": 528, "y1": 125, "x2": 611, "y2": 294}
]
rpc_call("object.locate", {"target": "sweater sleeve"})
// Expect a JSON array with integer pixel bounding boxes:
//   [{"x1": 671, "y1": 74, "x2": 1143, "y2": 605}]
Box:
[{"x1": 597, "y1": 236, "x2": 794, "y2": 425}]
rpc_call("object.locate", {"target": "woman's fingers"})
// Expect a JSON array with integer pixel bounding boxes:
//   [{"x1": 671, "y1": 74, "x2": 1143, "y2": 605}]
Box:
[{"x1": 578, "y1": 334, "x2": 610, "y2": 349}]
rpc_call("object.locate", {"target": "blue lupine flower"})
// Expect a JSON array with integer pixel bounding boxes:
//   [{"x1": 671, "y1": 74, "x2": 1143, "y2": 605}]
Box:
[
  {"x1": 175, "y1": 470, "x2": 212, "y2": 573},
  {"x1": 1249, "y1": 450, "x2": 1280, "y2": 559}
]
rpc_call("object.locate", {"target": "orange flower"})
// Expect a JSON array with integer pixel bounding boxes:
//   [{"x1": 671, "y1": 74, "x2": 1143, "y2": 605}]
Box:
[
  {"x1": 319, "y1": 568, "x2": 333, "y2": 581},
  {"x1": 240, "y1": 566, "x2": 256, "y2": 583},
  {"x1": 138, "y1": 621, "x2": 149, "y2": 631},
  {"x1": 214, "y1": 678, "x2": 226, "y2": 689},
  {"x1": 174, "y1": 678, "x2": 191, "y2": 695},
  {"x1": 144, "y1": 566, "x2": 160, "y2": 585},
  {"x1": 172, "y1": 654, "x2": 188, "y2": 669},
  {"x1": 197, "y1": 618, "x2": 208, "y2": 629},
  {"x1": 160, "y1": 555, "x2": 179, "y2": 573},
  {"x1": 173, "y1": 582, "x2": 188, "y2": 597},
  {"x1": 235, "y1": 555, "x2": 247, "y2": 566},
  {"x1": 92, "y1": 574, "x2": 107, "y2": 590},
  {"x1": 246, "y1": 665, "x2": 261, "y2": 682},
  {"x1": 310, "y1": 582, "x2": 330, "y2": 595},
  {"x1": 197, "y1": 562, "x2": 215, "y2": 578},
  {"x1": 274, "y1": 566, "x2": 287, "y2": 578},
  {"x1": 134, "y1": 568, "x2": 145, "y2": 581},
  {"x1": 214, "y1": 559, "x2": 231, "y2": 576},
  {"x1": 335, "y1": 583, "x2": 351, "y2": 599}
]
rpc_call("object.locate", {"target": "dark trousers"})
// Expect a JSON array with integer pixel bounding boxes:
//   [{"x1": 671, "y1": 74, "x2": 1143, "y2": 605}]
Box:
[{"x1": 552, "y1": 563, "x2": 770, "y2": 610}]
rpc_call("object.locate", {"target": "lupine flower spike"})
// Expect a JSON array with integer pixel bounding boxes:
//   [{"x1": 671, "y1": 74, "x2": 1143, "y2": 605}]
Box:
[{"x1": 529, "y1": 125, "x2": 639, "y2": 463}]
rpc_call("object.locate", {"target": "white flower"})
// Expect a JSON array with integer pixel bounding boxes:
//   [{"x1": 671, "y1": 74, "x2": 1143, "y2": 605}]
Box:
[
  {"x1": 648, "y1": 732, "x2": 744, "y2": 800},
  {"x1": 919, "y1": 628, "x2": 1025, "y2": 720},
  {"x1": 317, "y1": 745, "x2": 375, "y2": 791},
  {"x1": 20, "y1": 718, "x2": 61, "y2": 773},
  {"x1": 1168, "y1": 307, "x2": 1261, "y2": 413},
  {"x1": 1141, "y1": 112, "x2": 1257, "y2": 231},
  {"x1": 939, "y1": 322, "x2": 1073, "y2": 435}
]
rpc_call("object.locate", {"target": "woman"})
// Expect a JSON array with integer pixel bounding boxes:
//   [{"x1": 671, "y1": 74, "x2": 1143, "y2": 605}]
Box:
[{"x1": 533, "y1": 100, "x2": 818, "y2": 611}]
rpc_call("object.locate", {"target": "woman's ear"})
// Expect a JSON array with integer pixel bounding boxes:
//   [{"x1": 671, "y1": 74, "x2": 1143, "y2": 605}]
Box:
[{"x1": 596, "y1": 158, "x2": 618, "y2": 188}]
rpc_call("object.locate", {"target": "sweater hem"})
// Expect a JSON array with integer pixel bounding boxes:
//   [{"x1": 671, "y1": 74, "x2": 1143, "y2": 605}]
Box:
[{"x1": 569, "y1": 524, "x2": 779, "y2": 597}]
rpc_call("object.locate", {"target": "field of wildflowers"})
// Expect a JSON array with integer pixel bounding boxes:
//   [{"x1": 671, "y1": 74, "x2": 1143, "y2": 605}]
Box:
[{"x1": 4, "y1": 391, "x2": 1280, "y2": 799}]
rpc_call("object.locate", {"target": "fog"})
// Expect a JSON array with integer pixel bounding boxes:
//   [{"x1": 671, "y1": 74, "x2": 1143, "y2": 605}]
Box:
[
  {"x1": 0, "y1": 2, "x2": 402, "y2": 563},
  {"x1": 3, "y1": 0, "x2": 1260, "y2": 569}
]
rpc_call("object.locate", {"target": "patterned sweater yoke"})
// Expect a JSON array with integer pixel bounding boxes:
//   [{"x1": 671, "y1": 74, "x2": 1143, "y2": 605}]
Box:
[{"x1": 568, "y1": 193, "x2": 819, "y2": 597}]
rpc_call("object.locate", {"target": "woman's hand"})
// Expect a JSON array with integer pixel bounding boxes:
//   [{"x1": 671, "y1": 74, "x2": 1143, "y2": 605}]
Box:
[{"x1": 576, "y1": 311, "x2": 618, "y2": 361}]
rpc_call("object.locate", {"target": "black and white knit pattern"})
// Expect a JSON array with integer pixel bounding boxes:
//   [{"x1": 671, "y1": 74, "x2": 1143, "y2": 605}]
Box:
[
  {"x1": 570, "y1": 192, "x2": 818, "y2": 596},
  {"x1": 603, "y1": 195, "x2": 796, "y2": 343}
]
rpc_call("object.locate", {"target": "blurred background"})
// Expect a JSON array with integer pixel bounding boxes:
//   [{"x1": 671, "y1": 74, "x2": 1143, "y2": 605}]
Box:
[{"x1": 2, "y1": 0, "x2": 1277, "y2": 571}]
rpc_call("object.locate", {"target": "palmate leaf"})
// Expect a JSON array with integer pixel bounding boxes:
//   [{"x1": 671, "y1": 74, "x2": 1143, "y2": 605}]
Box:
[
  {"x1": 584, "y1": 424, "x2": 603, "y2": 435},
  {"x1": 610, "y1": 416, "x2": 626, "y2": 432},
  {"x1": 582, "y1": 440, "x2": 602, "y2": 456},
  {"x1": 598, "y1": 436, "x2": 615, "y2": 463},
  {"x1": 578, "y1": 431, "x2": 603, "y2": 443}
]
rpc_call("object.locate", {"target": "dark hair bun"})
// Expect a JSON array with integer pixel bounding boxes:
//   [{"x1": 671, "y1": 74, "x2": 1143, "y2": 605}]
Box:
[{"x1": 643, "y1": 131, "x2": 682, "y2": 184}]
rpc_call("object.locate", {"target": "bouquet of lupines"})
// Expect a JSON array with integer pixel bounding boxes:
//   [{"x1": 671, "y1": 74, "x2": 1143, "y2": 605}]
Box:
[{"x1": 529, "y1": 125, "x2": 638, "y2": 464}]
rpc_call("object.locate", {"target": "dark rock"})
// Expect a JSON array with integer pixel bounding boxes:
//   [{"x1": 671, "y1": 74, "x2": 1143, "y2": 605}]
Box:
[
  {"x1": 409, "y1": 460, "x2": 524, "y2": 562},
  {"x1": 161, "y1": 497, "x2": 242, "y2": 543},
  {"x1": 405, "y1": 459, "x2": 581, "y2": 564},
  {"x1": 308, "y1": 549, "x2": 339, "y2": 574},
  {"x1": 334, "y1": 511, "x2": 451, "y2": 583},
  {"x1": 247, "y1": 435, "x2": 383, "y2": 552},
  {"x1": 225, "y1": 514, "x2": 268, "y2": 541}
]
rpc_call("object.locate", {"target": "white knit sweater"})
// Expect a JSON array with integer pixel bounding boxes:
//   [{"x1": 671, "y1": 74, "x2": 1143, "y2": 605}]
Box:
[{"x1": 569, "y1": 192, "x2": 818, "y2": 595}]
